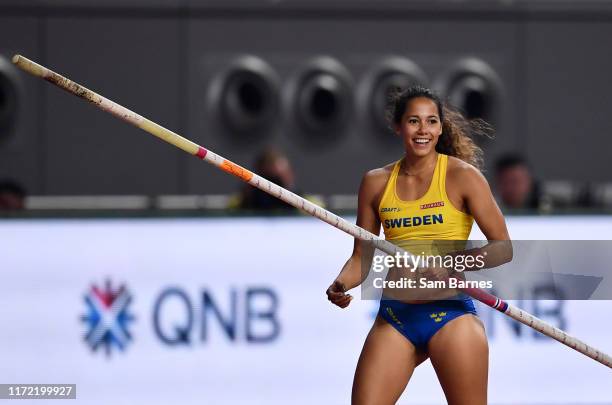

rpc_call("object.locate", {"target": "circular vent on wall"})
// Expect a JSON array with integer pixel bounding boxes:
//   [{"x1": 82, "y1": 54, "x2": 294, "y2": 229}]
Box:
[
  {"x1": 288, "y1": 56, "x2": 353, "y2": 138},
  {"x1": 0, "y1": 55, "x2": 21, "y2": 144},
  {"x1": 436, "y1": 58, "x2": 502, "y2": 125},
  {"x1": 210, "y1": 55, "x2": 280, "y2": 137}
]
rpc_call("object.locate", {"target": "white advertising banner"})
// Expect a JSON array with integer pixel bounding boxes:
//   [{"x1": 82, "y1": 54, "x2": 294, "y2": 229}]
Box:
[{"x1": 1, "y1": 216, "x2": 611, "y2": 404}]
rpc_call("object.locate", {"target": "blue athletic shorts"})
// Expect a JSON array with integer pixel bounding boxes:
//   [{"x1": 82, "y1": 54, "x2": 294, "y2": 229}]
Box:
[{"x1": 378, "y1": 297, "x2": 477, "y2": 351}]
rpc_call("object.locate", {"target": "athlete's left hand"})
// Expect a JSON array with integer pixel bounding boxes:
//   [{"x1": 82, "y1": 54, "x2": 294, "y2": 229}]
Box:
[{"x1": 326, "y1": 280, "x2": 353, "y2": 308}]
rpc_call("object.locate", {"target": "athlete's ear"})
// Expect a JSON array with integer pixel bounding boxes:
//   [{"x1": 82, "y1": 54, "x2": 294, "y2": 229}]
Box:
[{"x1": 394, "y1": 124, "x2": 401, "y2": 136}]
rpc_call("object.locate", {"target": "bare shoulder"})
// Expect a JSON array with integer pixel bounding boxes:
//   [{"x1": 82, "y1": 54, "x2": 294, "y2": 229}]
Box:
[
  {"x1": 359, "y1": 162, "x2": 395, "y2": 202},
  {"x1": 363, "y1": 162, "x2": 395, "y2": 184},
  {"x1": 447, "y1": 155, "x2": 486, "y2": 184}
]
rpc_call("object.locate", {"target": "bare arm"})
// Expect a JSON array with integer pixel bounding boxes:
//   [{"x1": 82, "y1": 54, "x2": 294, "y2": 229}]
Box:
[
  {"x1": 326, "y1": 169, "x2": 386, "y2": 308},
  {"x1": 454, "y1": 164, "x2": 512, "y2": 268}
]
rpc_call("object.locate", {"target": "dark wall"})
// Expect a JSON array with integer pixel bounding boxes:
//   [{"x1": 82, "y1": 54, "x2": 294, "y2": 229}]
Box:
[
  {"x1": 1, "y1": 1, "x2": 611, "y2": 195},
  {"x1": 44, "y1": 17, "x2": 182, "y2": 195},
  {"x1": 186, "y1": 18, "x2": 518, "y2": 194},
  {"x1": 525, "y1": 21, "x2": 612, "y2": 183},
  {"x1": 0, "y1": 16, "x2": 40, "y2": 193}
]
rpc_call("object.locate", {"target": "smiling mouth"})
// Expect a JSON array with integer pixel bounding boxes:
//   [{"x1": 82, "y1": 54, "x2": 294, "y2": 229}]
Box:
[{"x1": 413, "y1": 138, "x2": 431, "y2": 145}]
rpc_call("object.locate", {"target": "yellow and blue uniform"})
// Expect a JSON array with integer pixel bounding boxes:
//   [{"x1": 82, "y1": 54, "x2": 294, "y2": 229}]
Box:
[{"x1": 377, "y1": 153, "x2": 477, "y2": 350}]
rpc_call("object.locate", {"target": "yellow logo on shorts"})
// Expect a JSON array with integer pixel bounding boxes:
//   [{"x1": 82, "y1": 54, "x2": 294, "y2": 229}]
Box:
[
  {"x1": 430, "y1": 312, "x2": 447, "y2": 323},
  {"x1": 386, "y1": 307, "x2": 404, "y2": 328}
]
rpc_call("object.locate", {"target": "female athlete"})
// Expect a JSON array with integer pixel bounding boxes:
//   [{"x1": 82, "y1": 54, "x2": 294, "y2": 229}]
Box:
[{"x1": 326, "y1": 86, "x2": 511, "y2": 405}]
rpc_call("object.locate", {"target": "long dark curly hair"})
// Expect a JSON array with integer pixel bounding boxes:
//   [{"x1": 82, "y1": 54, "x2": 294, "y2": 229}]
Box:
[{"x1": 387, "y1": 85, "x2": 492, "y2": 170}]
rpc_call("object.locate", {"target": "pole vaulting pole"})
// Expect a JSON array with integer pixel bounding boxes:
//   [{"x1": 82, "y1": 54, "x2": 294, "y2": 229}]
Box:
[{"x1": 12, "y1": 54, "x2": 612, "y2": 369}]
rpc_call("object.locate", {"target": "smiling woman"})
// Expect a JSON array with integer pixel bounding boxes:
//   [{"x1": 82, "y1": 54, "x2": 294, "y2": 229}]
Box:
[
  {"x1": 387, "y1": 86, "x2": 491, "y2": 171},
  {"x1": 327, "y1": 85, "x2": 511, "y2": 405}
]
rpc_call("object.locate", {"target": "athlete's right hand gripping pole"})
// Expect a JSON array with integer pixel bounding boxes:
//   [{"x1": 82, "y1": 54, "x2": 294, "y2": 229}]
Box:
[{"x1": 12, "y1": 54, "x2": 612, "y2": 369}]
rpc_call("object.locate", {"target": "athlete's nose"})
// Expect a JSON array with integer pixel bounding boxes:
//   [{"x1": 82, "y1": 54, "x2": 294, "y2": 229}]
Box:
[{"x1": 417, "y1": 123, "x2": 427, "y2": 135}]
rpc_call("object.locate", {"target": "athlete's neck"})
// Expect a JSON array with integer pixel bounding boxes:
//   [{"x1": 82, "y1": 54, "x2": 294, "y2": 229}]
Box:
[{"x1": 401, "y1": 152, "x2": 438, "y2": 176}]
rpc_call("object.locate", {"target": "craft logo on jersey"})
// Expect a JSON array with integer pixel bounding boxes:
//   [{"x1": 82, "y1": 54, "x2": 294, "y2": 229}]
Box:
[
  {"x1": 420, "y1": 201, "x2": 444, "y2": 210},
  {"x1": 81, "y1": 279, "x2": 135, "y2": 357},
  {"x1": 380, "y1": 207, "x2": 401, "y2": 213}
]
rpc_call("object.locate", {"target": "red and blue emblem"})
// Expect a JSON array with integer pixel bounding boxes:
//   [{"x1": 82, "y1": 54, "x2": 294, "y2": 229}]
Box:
[{"x1": 81, "y1": 279, "x2": 135, "y2": 356}]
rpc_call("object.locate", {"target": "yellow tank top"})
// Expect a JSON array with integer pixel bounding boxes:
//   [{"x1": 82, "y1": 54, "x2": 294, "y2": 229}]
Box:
[{"x1": 378, "y1": 153, "x2": 473, "y2": 242}]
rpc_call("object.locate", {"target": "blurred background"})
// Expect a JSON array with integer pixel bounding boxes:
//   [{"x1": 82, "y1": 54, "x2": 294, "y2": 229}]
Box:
[{"x1": 1, "y1": 0, "x2": 611, "y2": 404}]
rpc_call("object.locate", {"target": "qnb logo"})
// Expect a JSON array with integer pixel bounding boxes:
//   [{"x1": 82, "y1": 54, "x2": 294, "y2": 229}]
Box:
[
  {"x1": 152, "y1": 287, "x2": 280, "y2": 346},
  {"x1": 81, "y1": 280, "x2": 136, "y2": 356}
]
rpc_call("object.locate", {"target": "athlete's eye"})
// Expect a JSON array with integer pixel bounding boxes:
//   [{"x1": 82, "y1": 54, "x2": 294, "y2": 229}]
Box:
[
  {"x1": 408, "y1": 118, "x2": 418, "y2": 124},
  {"x1": 429, "y1": 119, "x2": 439, "y2": 125}
]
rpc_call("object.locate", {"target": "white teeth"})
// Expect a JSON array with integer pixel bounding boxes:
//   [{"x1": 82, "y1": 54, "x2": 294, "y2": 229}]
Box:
[{"x1": 414, "y1": 138, "x2": 430, "y2": 144}]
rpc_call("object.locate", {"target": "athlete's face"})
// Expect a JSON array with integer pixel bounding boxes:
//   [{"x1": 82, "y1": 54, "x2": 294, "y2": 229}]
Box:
[{"x1": 395, "y1": 97, "x2": 443, "y2": 158}]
